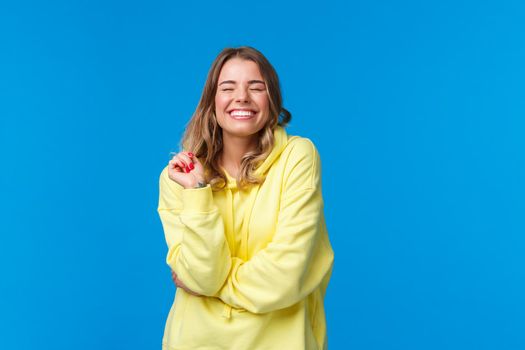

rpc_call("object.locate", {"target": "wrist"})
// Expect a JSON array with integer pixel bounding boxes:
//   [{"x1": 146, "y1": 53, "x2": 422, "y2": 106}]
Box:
[
  {"x1": 184, "y1": 179, "x2": 207, "y2": 189},
  {"x1": 181, "y1": 181, "x2": 215, "y2": 213}
]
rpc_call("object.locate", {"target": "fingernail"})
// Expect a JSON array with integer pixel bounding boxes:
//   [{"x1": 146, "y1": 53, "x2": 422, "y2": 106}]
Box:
[
  {"x1": 189, "y1": 163, "x2": 194, "y2": 170},
  {"x1": 184, "y1": 167, "x2": 189, "y2": 173},
  {"x1": 188, "y1": 152, "x2": 194, "y2": 157}
]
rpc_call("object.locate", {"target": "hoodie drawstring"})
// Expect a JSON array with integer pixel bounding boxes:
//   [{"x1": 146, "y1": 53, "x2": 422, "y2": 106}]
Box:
[
  {"x1": 242, "y1": 184, "x2": 261, "y2": 259},
  {"x1": 221, "y1": 182, "x2": 261, "y2": 319},
  {"x1": 222, "y1": 303, "x2": 232, "y2": 319},
  {"x1": 222, "y1": 187, "x2": 234, "y2": 319},
  {"x1": 225, "y1": 188, "x2": 235, "y2": 254}
]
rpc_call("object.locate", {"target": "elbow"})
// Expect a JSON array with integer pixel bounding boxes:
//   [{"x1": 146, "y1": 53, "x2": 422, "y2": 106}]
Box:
[
  {"x1": 196, "y1": 284, "x2": 221, "y2": 297},
  {"x1": 175, "y1": 269, "x2": 225, "y2": 297},
  {"x1": 249, "y1": 262, "x2": 334, "y2": 314},
  {"x1": 198, "y1": 272, "x2": 227, "y2": 296},
  {"x1": 169, "y1": 247, "x2": 232, "y2": 296},
  {"x1": 245, "y1": 280, "x2": 301, "y2": 314},
  {"x1": 205, "y1": 261, "x2": 231, "y2": 296},
  {"x1": 185, "y1": 259, "x2": 232, "y2": 297}
]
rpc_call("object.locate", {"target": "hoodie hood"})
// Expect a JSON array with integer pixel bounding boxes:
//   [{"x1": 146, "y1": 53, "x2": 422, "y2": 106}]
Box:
[
  {"x1": 223, "y1": 125, "x2": 291, "y2": 189},
  {"x1": 254, "y1": 125, "x2": 290, "y2": 177}
]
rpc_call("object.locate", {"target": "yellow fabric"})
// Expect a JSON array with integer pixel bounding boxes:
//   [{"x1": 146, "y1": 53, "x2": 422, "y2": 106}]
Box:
[{"x1": 157, "y1": 126, "x2": 335, "y2": 350}]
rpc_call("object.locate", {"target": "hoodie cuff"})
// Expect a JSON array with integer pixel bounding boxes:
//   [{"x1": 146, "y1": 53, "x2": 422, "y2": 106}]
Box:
[{"x1": 181, "y1": 185, "x2": 215, "y2": 213}]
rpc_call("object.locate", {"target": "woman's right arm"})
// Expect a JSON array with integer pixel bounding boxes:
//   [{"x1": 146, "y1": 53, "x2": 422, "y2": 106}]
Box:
[{"x1": 157, "y1": 166, "x2": 232, "y2": 296}]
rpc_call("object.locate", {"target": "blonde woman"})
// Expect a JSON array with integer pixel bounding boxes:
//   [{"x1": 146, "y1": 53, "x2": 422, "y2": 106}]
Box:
[{"x1": 157, "y1": 46, "x2": 334, "y2": 350}]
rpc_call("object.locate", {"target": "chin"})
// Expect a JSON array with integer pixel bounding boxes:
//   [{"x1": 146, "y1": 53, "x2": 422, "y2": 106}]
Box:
[
  {"x1": 222, "y1": 123, "x2": 265, "y2": 138},
  {"x1": 218, "y1": 117, "x2": 266, "y2": 138}
]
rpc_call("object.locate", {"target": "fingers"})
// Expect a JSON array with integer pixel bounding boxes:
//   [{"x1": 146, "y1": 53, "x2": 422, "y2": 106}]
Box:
[
  {"x1": 188, "y1": 152, "x2": 202, "y2": 166},
  {"x1": 172, "y1": 270, "x2": 183, "y2": 288},
  {"x1": 170, "y1": 152, "x2": 196, "y2": 173},
  {"x1": 172, "y1": 271, "x2": 201, "y2": 296},
  {"x1": 178, "y1": 153, "x2": 194, "y2": 172},
  {"x1": 169, "y1": 156, "x2": 189, "y2": 173},
  {"x1": 168, "y1": 158, "x2": 183, "y2": 172},
  {"x1": 175, "y1": 278, "x2": 194, "y2": 294},
  {"x1": 167, "y1": 151, "x2": 205, "y2": 189},
  {"x1": 186, "y1": 289, "x2": 201, "y2": 296}
]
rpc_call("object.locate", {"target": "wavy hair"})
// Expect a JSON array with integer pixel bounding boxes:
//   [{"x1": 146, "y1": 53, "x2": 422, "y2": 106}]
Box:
[{"x1": 180, "y1": 46, "x2": 292, "y2": 190}]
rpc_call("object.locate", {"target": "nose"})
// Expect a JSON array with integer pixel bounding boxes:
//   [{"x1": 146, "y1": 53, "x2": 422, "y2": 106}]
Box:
[{"x1": 234, "y1": 86, "x2": 250, "y2": 103}]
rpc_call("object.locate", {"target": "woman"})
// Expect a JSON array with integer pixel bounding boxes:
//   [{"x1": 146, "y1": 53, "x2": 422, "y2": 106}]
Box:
[{"x1": 157, "y1": 46, "x2": 334, "y2": 350}]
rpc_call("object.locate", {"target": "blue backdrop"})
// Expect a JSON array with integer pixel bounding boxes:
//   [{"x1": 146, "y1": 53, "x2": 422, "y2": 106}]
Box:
[{"x1": 1, "y1": 1, "x2": 524, "y2": 349}]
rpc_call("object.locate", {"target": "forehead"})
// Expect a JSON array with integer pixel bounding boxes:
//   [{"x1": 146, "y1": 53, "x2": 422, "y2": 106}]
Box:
[{"x1": 218, "y1": 58, "x2": 263, "y2": 81}]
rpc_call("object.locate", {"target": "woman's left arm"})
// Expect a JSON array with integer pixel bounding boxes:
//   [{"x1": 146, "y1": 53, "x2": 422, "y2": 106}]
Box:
[{"x1": 213, "y1": 139, "x2": 335, "y2": 314}]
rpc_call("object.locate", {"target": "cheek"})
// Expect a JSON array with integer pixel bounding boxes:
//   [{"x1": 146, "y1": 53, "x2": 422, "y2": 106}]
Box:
[
  {"x1": 214, "y1": 96, "x2": 229, "y2": 126},
  {"x1": 257, "y1": 95, "x2": 270, "y2": 113},
  {"x1": 215, "y1": 95, "x2": 229, "y2": 111}
]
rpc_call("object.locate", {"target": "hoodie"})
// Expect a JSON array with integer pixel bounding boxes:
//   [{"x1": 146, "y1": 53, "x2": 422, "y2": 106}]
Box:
[{"x1": 157, "y1": 126, "x2": 334, "y2": 350}]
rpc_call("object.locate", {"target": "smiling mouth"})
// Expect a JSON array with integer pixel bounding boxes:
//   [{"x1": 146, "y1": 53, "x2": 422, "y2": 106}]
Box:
[{"x1": 229, "y1": 110, "x2": 257, "y2": 119}]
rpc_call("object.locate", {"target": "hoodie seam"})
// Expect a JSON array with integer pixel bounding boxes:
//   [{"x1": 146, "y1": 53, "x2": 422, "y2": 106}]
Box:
[
  {"x1": 281, "y1": 137, "x2": 319, "y2": 193},
  {"x1": 308, "y1": 140, "x2": 318, "y2": 189},
  {"x1": 180, "y1": 208, "x2": 220, "y2": 216},
  {"x1": 158, "y1": 207, "x2": 181, "y2": 212}
]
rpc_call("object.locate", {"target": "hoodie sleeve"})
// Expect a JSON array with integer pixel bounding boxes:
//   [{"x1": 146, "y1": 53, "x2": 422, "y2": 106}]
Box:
[
  {"x1": 157, "y1": 166, "x2": 232, "y2": 296},
  {"x1": 214, "y1": 139, "x2": 335, "y2": 314}
]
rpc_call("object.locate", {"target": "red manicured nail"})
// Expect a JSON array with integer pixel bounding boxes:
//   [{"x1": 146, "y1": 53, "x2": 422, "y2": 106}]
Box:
[
  {"x1": 189, "y1": 163, "x2": 194, "y2": 170},
  {"x1": 188, "y1": 152, "x2": 194, "y2": 157}
]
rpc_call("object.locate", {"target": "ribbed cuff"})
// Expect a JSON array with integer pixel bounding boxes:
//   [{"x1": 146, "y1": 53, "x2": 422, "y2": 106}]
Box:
[{"x1": 181, "y1": 185, "x2": 215, "y2": 213}]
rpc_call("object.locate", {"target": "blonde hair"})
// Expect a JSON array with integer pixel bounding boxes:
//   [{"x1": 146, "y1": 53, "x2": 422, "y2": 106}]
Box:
[{"x1": 180, "y1": 46, "x2": 291, "y2": 190}]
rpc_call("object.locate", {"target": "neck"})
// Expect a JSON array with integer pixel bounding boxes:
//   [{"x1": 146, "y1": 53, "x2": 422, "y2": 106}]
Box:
[{"x1": 220, "y1": 132, "x2": 258, "y2": 172}]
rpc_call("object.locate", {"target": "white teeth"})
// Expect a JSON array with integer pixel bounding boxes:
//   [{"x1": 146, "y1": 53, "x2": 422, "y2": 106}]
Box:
[{"x1": 230, "y1": 110, "x2": 255, "y2": 117}]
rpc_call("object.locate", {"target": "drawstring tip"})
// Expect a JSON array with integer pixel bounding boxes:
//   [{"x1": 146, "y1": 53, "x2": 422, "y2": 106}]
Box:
[{"x1": 221, "y1": 305, "x2": 232, "y2": 319}]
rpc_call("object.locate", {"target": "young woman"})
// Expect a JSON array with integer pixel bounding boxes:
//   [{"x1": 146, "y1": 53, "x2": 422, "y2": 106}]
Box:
[{"x1": 157, "y1": 46, "x2": 334, "y2": 350}]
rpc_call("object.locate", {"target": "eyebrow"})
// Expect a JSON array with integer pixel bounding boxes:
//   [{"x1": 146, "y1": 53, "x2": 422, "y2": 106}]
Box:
[{"x1": 218, "y1": 80, "x2": 266, "y2": 86}]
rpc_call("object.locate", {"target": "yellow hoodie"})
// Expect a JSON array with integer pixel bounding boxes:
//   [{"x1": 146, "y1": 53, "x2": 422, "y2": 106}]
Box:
[{"x1": 157, "y1": 126, "x2": 334, "y2": 350}]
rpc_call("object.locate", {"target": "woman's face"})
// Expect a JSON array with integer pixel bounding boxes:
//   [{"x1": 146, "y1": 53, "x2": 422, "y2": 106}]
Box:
[{"x1": 214, "y1": 57, "x2": 270, "y2": 140}]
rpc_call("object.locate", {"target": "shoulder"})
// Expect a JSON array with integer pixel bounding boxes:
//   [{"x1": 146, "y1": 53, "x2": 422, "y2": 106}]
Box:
[
  {"x1": 280, "y1": 135, "x2": 321, "y2": 191},
  {"x1": 283, "y1": 136, "x2": 319, "y2": 163}
]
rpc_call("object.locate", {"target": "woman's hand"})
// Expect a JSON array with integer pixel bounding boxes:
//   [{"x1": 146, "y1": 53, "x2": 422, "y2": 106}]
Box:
[
  {"x1": 168, "y1": 151, "x2": 207, "y2": 189},
  {"x1": 171, "y1": 270, "x2": 202, "y2": 296}
]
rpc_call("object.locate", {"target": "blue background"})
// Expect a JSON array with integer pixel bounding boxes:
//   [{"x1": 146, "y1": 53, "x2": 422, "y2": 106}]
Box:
[{"x1": 1, "y1": 0, "x2": 524, "y2": 349}]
